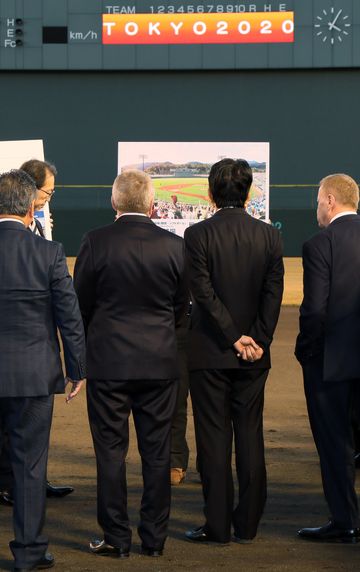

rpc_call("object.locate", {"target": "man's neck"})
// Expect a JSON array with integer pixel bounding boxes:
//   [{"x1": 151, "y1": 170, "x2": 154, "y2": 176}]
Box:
[{"x1": 329, "y1": 208, "x2": 357, "y2": 225}]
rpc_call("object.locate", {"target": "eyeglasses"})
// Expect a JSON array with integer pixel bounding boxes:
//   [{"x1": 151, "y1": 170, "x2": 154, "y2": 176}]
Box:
[{"x1": 38, "y1": 188, "x2": 55, "y2": 198}]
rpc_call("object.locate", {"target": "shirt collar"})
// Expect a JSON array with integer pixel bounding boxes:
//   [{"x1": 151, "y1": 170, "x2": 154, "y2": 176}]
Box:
[
  {"x1": 0, "y1": 217, "x2": 25, "y2": 226},
  {"x1": 117, "y1": 212, "x2": 148, "y2": 219},
  {"x1": 330, "y1": 211, "x2": 357, "y2": 224}
]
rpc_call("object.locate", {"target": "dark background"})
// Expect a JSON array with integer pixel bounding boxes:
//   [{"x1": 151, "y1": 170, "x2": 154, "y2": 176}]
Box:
[{"x1": 1, "y1": 68, "x2": 359, "y2": 255}]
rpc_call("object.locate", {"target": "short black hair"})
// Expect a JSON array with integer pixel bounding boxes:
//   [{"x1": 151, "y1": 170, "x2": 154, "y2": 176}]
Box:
[
  {"x1": 20, "y1": 159, "x2": 57, "y2": 189},
  {"x1": 208, "y1": 158, "x2": 253, "y2": 208},
  {"x1": 0, "y1": 169, "x2": 37, "y2": 216}
]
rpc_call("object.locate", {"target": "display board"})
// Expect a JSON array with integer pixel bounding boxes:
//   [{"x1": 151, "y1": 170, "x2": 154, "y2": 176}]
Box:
[
  {"x1": 0, "y1": 0, "x2": 359, "y2": 70},
  {"x1": 0, "y1": 139, "x2": 52, "y2": 239},
  {"x1": 118, "y1": 141, "x2": 269, "y2": 236}
]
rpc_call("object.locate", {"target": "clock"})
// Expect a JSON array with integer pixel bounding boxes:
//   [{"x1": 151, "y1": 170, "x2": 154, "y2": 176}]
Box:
[{"x1": 314, "y1": 7, "x2": 351, "y2": 44}]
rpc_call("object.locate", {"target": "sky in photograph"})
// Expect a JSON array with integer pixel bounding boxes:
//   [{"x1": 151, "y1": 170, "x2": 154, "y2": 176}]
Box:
[{"x1": 118, "y1": 141, "x2": 269, "y2": 170}]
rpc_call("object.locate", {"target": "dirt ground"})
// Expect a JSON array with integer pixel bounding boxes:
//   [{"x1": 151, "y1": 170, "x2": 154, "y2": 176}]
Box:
[{"x1": 1, "y1": 306, "x2": 359, "y2": 571}]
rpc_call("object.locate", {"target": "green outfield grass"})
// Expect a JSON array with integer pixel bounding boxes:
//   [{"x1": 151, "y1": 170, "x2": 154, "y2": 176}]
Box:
[
  {"x1": 152, "y1": 177, "x2": 262, "y2": 205},
  {"x1": 153, "y1": 177, "x2": 209, "y2": 205}
]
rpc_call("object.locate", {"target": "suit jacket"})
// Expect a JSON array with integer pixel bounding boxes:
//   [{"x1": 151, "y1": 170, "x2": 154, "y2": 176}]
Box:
[
  {"x1": 295, "y1": 214, "x2": 360, "y2": 382},
  {"x1": 73, "y1": 215, "x2": 188, "y2": 380},
  {"x1": 184, "y1": 208, "x2": 284, "y2": 370},
  {"x1": 0, "y1": 221, "x2": 86, "y2": 397}
]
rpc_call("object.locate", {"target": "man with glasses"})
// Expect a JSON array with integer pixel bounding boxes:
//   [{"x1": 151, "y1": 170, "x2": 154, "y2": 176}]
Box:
[
  {"x1": 21, "y1": 159, "x2": 56, "y2": 237},
  {"x1": 0, "y1": 159, "x2": 74, "y2": 506}
]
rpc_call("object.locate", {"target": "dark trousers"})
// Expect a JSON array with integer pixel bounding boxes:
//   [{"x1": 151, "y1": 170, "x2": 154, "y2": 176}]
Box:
[
  {"x1": 87, "y1": 378, "x2": 178, "y2": 550},
  {"x1": 171, "y1": 324, "x2": 190, "y2": 469},
  {"x1": 351, "y1": 383, "x2": 360, "y2": 452},
  {"x1": 190, "y1": 368, "x2": 268, "y2": 543},
  {"x1": 0, "y1": 396, "x2": 53, "y2": 569},
  {"x1": 302, "y1": 356, "x2": 359, "y2": 528},
  {"x1": 0, "y1": 432, "x2": 12, "y2": 489}
]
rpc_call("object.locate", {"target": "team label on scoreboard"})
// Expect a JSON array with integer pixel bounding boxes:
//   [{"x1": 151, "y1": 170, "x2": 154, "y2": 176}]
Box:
[{"x1": 102, "y1": 12, "x2": 294, "y2": 44}]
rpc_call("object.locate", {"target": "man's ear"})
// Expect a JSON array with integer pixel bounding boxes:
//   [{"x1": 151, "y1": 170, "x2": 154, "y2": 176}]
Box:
[
  {"x1": 328, "y1": 193, "x2": 336, "y2": 208},
  {"x1": 148, "y1": 196, "x2": 154, "y2": 216},
  {"x1": 23, "y1": 200, "x2": 35, "y2": 228},
  {"x1": 29, "y1": 200, "x2": 35, "y2": 219}
]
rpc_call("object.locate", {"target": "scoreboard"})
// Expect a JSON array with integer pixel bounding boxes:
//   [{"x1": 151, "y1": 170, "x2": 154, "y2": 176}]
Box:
[{"x1": 0, "y1": 0, "x2": 359, "y2": 69}]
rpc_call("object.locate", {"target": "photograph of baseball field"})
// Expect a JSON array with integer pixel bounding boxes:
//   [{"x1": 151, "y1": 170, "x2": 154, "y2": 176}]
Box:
[
  {"x1": 153, "y1": 177, "x2": 208, "y2": 205},
  {"x1": 118, "y1": 142, "x2": 269, "y2": 235}
]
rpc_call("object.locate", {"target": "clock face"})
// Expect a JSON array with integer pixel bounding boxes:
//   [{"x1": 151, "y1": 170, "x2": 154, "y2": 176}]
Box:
[{"x1": 314, "y1": 7, "x2": 351, "y2": 44}]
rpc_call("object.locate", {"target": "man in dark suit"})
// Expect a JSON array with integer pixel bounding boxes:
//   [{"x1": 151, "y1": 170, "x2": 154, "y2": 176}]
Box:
[
  {"x1": 295, "y1": 173, "x2": 360, "y2": 543},
  {"x1": 74, "y1": 169, "x2": 188, "y2": 558},
  {"x1": 0, "y1": 170, "x2": 86, "y2": 571},
  {"x1": 184, "y1": 158, "x2": 284, "y2": 544},
  {"x1": 170, "y1": 312, "x2": 190, "y2": 486},
  {"x1": 353, "y1": 408, "x2": 360, "y2": 469},
  {"x1": 21, "y1": 159, "x2": 56, "y2": 237},
  {"x1": 0, "y1": 159, "x2": 75, "y2": 505}
]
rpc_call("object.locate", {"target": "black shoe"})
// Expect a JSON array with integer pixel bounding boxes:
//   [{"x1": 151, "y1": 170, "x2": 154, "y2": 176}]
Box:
[
  {"x1": 89, "y1": 539, "x2": 129, "y2": 558},
  {"x1": 355, "y1": 452, "x2": 360, "y2": 469},
  {"x1": 14, "y1": 552, "x2": 55, "y2": 571},
  {"x1": 297, "y1": 521, "x2": 360, "y2": 543},
  {"x1": 46, "y1": 480, "x2": 74, "y2": 498},
  {"x1": 185, "y1": 526, "x2": 229, "y2": 544},
  {"x1": 141, "y1": 547, "x2": 163, "y2": 557},
  {"x1": 0, "y1": 489, "x2": 14, "y2": 506}
]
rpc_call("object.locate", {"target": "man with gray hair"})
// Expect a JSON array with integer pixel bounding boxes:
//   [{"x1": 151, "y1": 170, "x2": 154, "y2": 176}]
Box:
[
  {"x1": 0, "y1": 170, "x2": 86, "y2": 570},
  {"x1": 74, "y1": 170, "x2": 188, "y2": 559},
  {"x1": 0, "y1": 158, "x2": 75, "y2": 505}
]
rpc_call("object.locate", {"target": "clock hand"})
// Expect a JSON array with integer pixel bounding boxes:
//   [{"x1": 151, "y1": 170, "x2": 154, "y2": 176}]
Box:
[
  {"x1": 330, "y1": 24, "x2": 341, "y2": 32},
  {"x1": 328, "y1": 9, "x2": 343, "y2": 31}
]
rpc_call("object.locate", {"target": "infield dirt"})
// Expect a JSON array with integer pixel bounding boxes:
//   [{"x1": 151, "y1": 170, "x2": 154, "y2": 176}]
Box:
[{"x1": 1, "y1": 307, "x2": 359, "y2": 571}]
